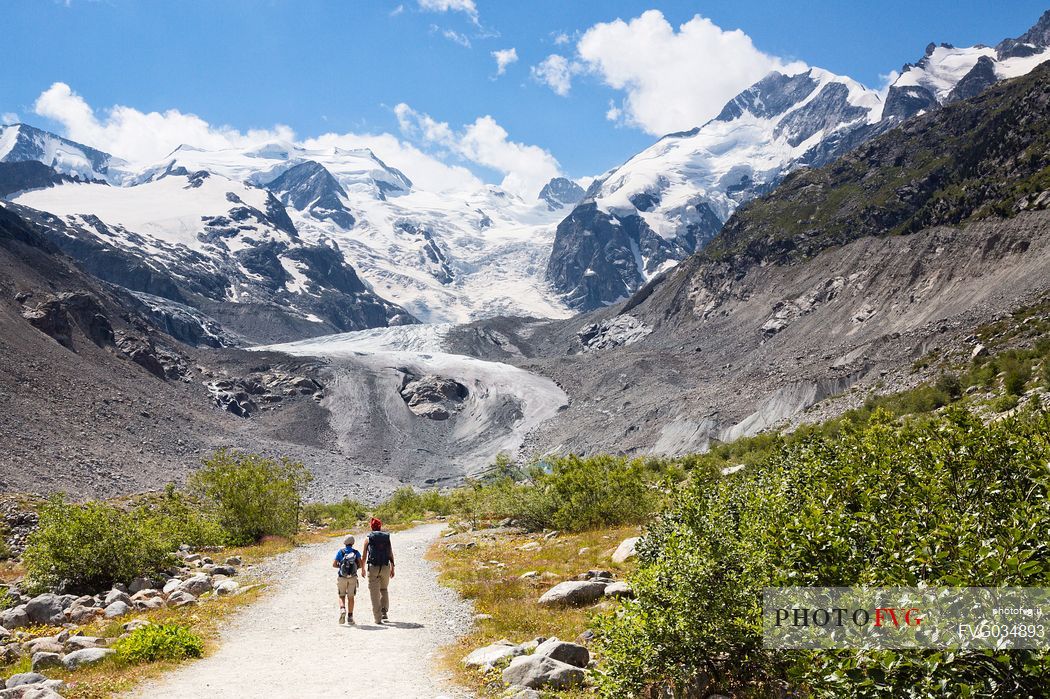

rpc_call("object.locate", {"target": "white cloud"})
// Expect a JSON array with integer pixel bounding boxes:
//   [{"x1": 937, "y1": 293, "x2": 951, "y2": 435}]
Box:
[
  {"x1": 437, "y1": 27, "x2": 471, "y2": 47},
  {"x1": 552, "y1": 32, "x2": 571, "y2": 46},
  {"x1": 33, "y1": 82, "x2": 294, "y2": 165},
  {"x1": 417, "y1": 0, "x2": 478, "y2": 25},
  {"x1": 605, "y1": 101, "x2": 622, "y2": 122},
  {"x1": 575, "y1": 10, "x2": 803, "y2": 135},
  {"x1": 30, "y1": 82, "x2": 482, "y2": 193},
  {"x1": 531, "y1": 55, "x2": 576, "y2": 97},
  {"x1": 1, "y1": 112, "x2": 18, "y2": 126},
  {"x1": 395, "y1": 103, "x2": 561, "y2": 198},
  {"x1": 492, "y1": 48, "x2": 518, "y2": 75},
  {"x1": 300, "y1": 131, "x2": 481, "y2": 193},
  {"x1": 389, "y1": 4, "x2": 405, "y2": 17}
]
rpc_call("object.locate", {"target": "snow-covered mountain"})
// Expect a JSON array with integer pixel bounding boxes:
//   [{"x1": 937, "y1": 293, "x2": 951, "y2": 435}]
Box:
[
  {"x1": 7, "y1": 167, "x2": 413, "y2": 344},
  {"x1": 128, "y1": 141, "x2": 573, "y2": 322},
  {"x1": 0, "y1": 123, "x2": 127, "y2": 182},
  {"x1": 548, "y1": 11, "x2": 1050, "y2": 311},
  {"x1": 1, "y1": 131, "x2": 572, "y2": 343}
]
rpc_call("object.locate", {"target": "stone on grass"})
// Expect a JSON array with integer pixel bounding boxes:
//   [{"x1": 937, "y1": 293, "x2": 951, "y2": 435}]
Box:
[
  {"x1": 62, "y1": 647, "x2": 115, "y2": 669},
  {"x1": 64, "y1": 636, "x2": 104, "y2": 651},
  {"x1": 166, "y1": 590, "x2": 197, "y2": 607},
  {"x1": 103, "y1": 601, "x2": 130, "y2": 619},
  {"x1": 225, "y1": 556, "x2": 242, "y2": 566},
  {"x1": 508, "y1": 690, "x2": 541, "y2": 699},
  {"x1": 534, "y1": 637, "x2": 589, "y2": 668},
  {"x1": 104, "y1": 589, "x2": 131, "y2": 607},
  {"x1": 537, "y1": 580, "x2": 608, "y2": 607},
  {"x1": 463, "y1": 640, "x2": 523, "y2": 670},
  {"x1": 4, "y1": 673, "x2": 46, "y2": 688},
  {"x1": 517, "y1": 541, "x2": 541, "y2": 552},
  {"x1": 209, "y1": 565, "x2": 236, "y2": 577},
  {"x1": 66, "y1": 605, "x2": 104, "y2": 624},
  {"x1": 604, "y1": 581, "x2": 634, "y2": 599},
  {"x1": 25, "y1": 639, "x2": 63, "y2": 656},
  {"x1": 24, "y1": 594, "x2": 68, "y2": 626},
  {"x1": 128, "y1": 577, "x2": 156, "y2": 594},
  {"x1": 123, "y1": 619, "x2": 151, "y2": 632},
  {"x1": 611, "y1": 537, "x2": 640, "y2": 563},
  {"x1": 519, "y1": 571, "x2": 539, "y2": 580},
  {"x1": 502, "y1": 655, "x2": 585, "y2": 690},
  {"x1": 30, "y1": 651, "x2": 63, "y2": 672},
  {"x1": 0, "y1": 606, "x2": 28, "y2": 630},
  {"x1": 214, "y1": 579, "x2": 239, "y2": 596},
  {"x1": 162, "y1": 578, "x2": 183, "y2": 595},
  {"x1": 178, "y1": 574, "x2": 213, "y2": 597}
]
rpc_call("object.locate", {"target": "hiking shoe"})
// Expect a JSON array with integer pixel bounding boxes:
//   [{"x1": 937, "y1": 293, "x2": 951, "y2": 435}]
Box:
[
  {"x1": 346, "y1": 614, "x2": 355, "y2": 625},
  {"x1": 382, "y1": 611, "x2": 389, "y2": 620},
  {"x1": 339, "y1": 610, "x2": 346, "y2": 624}
]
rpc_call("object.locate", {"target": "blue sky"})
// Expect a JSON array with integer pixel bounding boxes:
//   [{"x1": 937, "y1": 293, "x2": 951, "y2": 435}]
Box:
[{"x1": 3, "y1": 1, "x2": 1047, "y2": 191}]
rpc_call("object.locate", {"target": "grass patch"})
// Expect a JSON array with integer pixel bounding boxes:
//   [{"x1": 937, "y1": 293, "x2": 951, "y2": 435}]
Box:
[{"x1": 431, "y1": 526, "x2": 638, "y2": 696}]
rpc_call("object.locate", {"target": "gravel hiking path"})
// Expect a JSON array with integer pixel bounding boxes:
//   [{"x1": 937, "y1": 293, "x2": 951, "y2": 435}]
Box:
[{"x1": 132, "y1": 524, "x2": 474, "y2": 698}]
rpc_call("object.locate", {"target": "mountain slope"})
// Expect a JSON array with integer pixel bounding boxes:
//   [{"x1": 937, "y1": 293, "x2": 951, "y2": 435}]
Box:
[
  {"x1": 454, "y1": 58, "x2": 1050, "y2": 462},
  {"x1": 548, "y1": 12, "x2": 1050, "y2": 311},
  {"x1": 9, "y1": 169, "x2": 415, "y2": 344},
  {"x1": 0, "y1": 124, "x2": 127, "y2": 182}
]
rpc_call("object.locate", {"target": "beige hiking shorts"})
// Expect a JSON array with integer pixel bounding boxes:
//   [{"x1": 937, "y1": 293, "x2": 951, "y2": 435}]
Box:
[{"x1": 337, "y1": 575, "x2": 359, "y2": 596}]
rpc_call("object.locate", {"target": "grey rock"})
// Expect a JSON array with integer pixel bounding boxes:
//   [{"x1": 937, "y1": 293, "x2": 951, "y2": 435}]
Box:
[
  {"x1": 611, "y1": 537, "x2": 640, "y2": 563},
  {"x1": 128, "y1": 577, "x2": 157, "y2": 594},
  {"x1": 103, "y1": 600, "x2": 130, "y2": 618},
  {"x1": 62, "y1": 647, "x2": 115, "y2": 669},
  {"x1": 24, "y1": 594, "x2": 68, "y2": 626},
  {"x1": 178, "y1": 574, "x2": 213, "y2": 597},
  {"x1": 30, "y1": 651, "x2": 63, "y2": 671},
  {"x1": 502, "y1": 654, "x2": 586, "y2": 690},
  {"x1": 604, "y1": 581, "x2": 634, "y2": 599},
  {"x1": 224, "y1": 556, "x2": 242, "y2": 566},
  {"x1": 104, "y1": 589, "x2": 131, "y2": 607},
  {"x1": 4, "y1": 673, "x2": 46, "y2": 689},
  {"x1": 507, "y1": 690, "x2": 542, "y2": 699},
  {"x1": 166, "y1": 590, "x2": 198, "y2": 607},
  {"x1": 537, "y1": 580, "x2": 608, "y2": 607},
  {"x1": 64, "y1": 635, "x2": 104, "y2": 651},
  {"x1": 208, "y1": 565, "x2": 236, "y2": 577},
  {"x1": 463, "y1": 640, "x2": 523, "y2": 669},
  {"x1": 0, "y1": 606, "x2": 29, "y2": 630},
  {"x1": 213, "y1": 579, "x2": 239, "y2": 596},
  {"x1": 534, "y1": 637, "x2": 590, "y2": 668}
]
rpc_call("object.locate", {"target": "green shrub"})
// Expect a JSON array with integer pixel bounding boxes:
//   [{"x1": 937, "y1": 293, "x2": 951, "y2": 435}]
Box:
[
  {"x1": 23, "y1": 496, "x2": 175, "y2": 592},
  {"x1": 0, "y1": 588, "x2": 13, "y2": 611},
  {"x1": 934, "y1": 372, "x2": 963, "y2": 399},
  {"x1": 993, "y1": 393, "x2": 1020, "y2": 412},
  {"x1": 374, "y1": 486, "x2": 454, "y2": 524},
  {"x1": 594, "y1": 408, "x2": 1050, "y2": 698},
  {"x1": 114, "y1": 623, "x2": 204, "y2": 663},
  {"x1": 1004, "y1": 365, "x2": 1031, "y2": 396},
  {"x1": 302, "y1": 498, "x2": 367, "y2": 529},
  {"x1": 151, "y1": 484, "x2": 226, "y2": 549},
  {"x1": 190, "y1": 450, "x2": 312, "y2": 545},
  {"x1": 446, "y1": 454, "x2": 676, "y2": 532}
]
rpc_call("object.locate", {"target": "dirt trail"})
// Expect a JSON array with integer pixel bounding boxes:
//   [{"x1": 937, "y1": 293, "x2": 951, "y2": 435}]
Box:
[{"x1": 132, "y1": 524, "x2": 473, "y2": 698}]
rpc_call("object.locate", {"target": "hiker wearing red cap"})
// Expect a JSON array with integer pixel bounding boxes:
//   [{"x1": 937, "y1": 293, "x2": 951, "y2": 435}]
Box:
[{"x1": 361, "y1": 517, "x2": 395, "y2": 623}]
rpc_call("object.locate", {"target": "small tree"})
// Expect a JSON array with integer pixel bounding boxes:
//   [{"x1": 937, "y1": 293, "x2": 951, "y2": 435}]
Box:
[{"x1": 190, "y1": 450, "x2": 312, "y2": 545}]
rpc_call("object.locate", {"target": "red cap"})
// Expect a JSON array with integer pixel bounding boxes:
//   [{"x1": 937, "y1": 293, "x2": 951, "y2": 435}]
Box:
[{"x1": 370, "y1": 517, "x2": 382, "y2": 531}]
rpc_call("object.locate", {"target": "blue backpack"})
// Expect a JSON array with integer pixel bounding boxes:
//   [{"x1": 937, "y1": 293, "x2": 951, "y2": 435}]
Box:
[{"x1": 338, "y1": 547, "x2": 359, "y2": 577}]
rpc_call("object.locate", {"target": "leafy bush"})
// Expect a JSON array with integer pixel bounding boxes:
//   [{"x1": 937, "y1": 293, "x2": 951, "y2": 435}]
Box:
[
  {"x1": 374, "y1": 486, "x2": 454, "y2": 524},
  {"x1": 445, "y1": 454, "x2": 677, "y2": 532},
  {"x1": 23, "y1": 496, "x2": 176, "y2": 592},
  {"x1": 1004, "y1": 364, "x2": 1031, "y2": 396},
  {"x1": 150, "y1": 484, "x2": 226, "y2": 549},
  {"x1": 594, "y1": 408, "x2": 1050, "y2": 698},
  {"x1": 302, "y1": 498, "x2": 367, "y2": 529},
  {"x1": 190, "y1": 450, "x2": 312, "y2": 545},
  {"x1": 114, "y1": 623, "x2": 204, "y2": 663}
]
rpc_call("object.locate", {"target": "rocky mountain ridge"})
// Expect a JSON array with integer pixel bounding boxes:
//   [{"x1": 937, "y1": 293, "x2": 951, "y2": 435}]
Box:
[{"x1": 546, "y1": 11, "x2": 1050, "y2": 311}]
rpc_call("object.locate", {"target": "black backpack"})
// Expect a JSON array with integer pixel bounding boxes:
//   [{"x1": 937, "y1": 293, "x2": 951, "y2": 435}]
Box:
[
  {"x1": 338, "y1": 547, "x2": 358, "y2": 577},
  {"x1": 367, "y1": 531, "x2": 391, "y2": 566}
]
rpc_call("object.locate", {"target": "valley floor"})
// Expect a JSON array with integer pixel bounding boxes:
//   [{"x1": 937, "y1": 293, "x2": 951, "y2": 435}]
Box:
[{"x1": 129, "y1": 524, "x2": 472, "y2": 699}]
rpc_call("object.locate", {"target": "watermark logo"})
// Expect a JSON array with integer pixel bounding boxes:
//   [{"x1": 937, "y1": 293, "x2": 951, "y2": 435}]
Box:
[{"x1": 763, "y1": 587, "x2": 1049, "y2": 649}]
